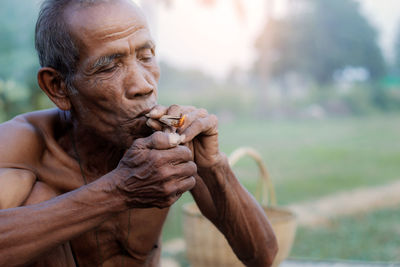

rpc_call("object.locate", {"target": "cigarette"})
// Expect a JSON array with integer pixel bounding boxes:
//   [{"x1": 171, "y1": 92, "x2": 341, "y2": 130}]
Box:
[{"x1": 159, "y1": 114, "x2": 186, "y2": 128}]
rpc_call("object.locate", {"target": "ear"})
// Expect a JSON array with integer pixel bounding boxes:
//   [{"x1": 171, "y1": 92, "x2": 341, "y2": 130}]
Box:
[{"x1": 37, "y1": 67, "x2": 72, "y2": 111}]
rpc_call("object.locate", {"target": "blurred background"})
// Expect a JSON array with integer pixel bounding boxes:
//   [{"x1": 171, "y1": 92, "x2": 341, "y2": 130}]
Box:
[{"x1": 1, "y1": 0, "x2": 400, "y2": 265}]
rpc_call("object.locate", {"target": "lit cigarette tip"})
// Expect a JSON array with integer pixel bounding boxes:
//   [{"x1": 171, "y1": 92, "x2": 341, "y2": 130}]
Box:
[{"x1": 177, "y1": 115, "x2": 186, "y2": 128}]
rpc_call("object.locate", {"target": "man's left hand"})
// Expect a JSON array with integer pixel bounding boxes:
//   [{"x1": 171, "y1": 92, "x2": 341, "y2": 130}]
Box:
[{"x1": 146, "y1": 105, "x2": 222, "y2": 169}]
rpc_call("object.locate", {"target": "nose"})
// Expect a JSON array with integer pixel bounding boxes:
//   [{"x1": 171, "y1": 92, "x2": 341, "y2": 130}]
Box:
[{"x1": 125, "y1": 63, "x2": 155, "y2": 99}]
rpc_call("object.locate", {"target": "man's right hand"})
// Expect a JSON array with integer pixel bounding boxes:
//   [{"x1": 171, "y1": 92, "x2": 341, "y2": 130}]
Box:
[{"x1": 111, "y1": 131, "x2": 197, "y2": 209}]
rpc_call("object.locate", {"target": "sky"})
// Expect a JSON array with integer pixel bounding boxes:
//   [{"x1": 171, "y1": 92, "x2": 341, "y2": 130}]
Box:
[{"x1": 133, "y1": 0, "x2": 400, "y2": 79}]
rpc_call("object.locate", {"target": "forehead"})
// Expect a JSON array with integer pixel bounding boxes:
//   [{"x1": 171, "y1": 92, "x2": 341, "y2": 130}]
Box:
[{"x1": 65, "y1": 0, "x2": 150, "y2": 51}]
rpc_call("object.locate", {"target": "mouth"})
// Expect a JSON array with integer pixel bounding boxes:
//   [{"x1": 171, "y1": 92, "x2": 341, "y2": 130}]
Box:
[
  {"x1": 119, "y1": 102, "x2": 157, "y2": 127},
  {"x1": 138, "y1": 106, "x2": 155, "y2": 117}
]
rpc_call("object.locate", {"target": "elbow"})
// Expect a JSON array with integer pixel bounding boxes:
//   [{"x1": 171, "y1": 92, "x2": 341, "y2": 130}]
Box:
[
  {"x1": 245, "y1": 234, "x2": 278, "y2": 267},
  {"x1": 266, "y1": 236, "x2": 279, "y2": 266}
]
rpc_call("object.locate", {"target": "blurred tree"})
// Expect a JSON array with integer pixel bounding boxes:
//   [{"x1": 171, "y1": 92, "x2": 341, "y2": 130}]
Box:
[
  {"x1": 0, "y1": 0, "x2": 39, "y2": 80},
  {"x1": 394, "y1": 21, "x2": 400, "y2": 75},
  {"x1": 254, "y1": 0, "x2": 386, "y2": 84},
  {"x1": 0, "y1": 0, "x2": 51, "y2": 121}
]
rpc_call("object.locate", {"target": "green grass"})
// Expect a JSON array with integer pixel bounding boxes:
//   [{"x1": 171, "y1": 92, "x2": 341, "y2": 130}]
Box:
[
  {"x1": 162, "y1": 114, "x2": 400, "y2": 261},
  {"x1": 219, "y1": 114, "x2": 400, "y2": 204},
  {"x1": 291, "y1": 207, "x2": 400, "y2": 261}
]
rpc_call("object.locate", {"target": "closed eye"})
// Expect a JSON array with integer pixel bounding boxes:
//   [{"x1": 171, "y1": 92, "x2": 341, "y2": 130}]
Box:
[
  {"x1": 98, "y1": 64, "x2": 119, "y2": 74},
  {"x1": 101, "y1": 66, "x2": 115, "y2": 73},
  {"x1": 90, "y1": 53, "x2": 125, "y2": 74},
  {"x1": 140, "y1": 55, "x2": 153, "y2": 63}
]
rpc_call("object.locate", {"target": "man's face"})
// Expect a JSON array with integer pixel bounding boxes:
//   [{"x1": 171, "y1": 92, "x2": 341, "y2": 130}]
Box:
[{"x1": 65, "y1": 0, "x2": 159, "y2": 147}]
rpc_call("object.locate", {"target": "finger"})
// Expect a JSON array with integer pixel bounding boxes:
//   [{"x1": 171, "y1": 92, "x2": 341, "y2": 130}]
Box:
[
  {"x1": 175, "y1": 176, "x2": 196, "y2": 195},
  {"x1": 166, "y1": 104, "x2": 182, "y2": 117},
  {"x1": 159, "y1": 177, "x2": 196, "y2": 209},
  {"x1": 163, "y1": 176, "x2": 196, "y2": 202},
  {"x1": 169, "y1": 145, "x2": 194, "y2": 163},
  {"x1": 176, "y1": 108, "x2": 208, "y2": 134},
  {"x1": 133, "y1": 131, "x2": 184, "y2": 150},
  {"x1": 146, "y1": 118, "x2": 163, "y2": 131},
  {"x1": 180, "y1": 115, "x2": 218, "y2": 143},
  {"x1": 147, "y1": 145, "x2": 193, "y2": 169},
  {"x1": 146, "y1": 105, "x2": 168, "y2": 119},
  {"x1": 158, "y1": 160, "x2": 197, "y2": 183},
  {"x1": 167, "y1": 105, "x2": 196, "y2": 117}
]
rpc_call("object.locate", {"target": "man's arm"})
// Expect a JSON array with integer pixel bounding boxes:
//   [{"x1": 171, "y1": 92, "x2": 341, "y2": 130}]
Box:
[
  {"x1": 192, "y1": 157, "x2": 278, "y2": 267},
  {"x1": 0, "y1": 171, "x2": 126, "y2": 266},
  {"x1": 0, "y1": 129, "x2": 196, "y2": 266},
  {"x1": 146, "y1": 105, "x2": 278, "y2": 267}
]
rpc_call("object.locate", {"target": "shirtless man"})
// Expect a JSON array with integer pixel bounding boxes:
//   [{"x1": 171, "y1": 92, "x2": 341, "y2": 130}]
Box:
[{"x1": 0, "y1": 0, "x2": 277, "y2": 266}]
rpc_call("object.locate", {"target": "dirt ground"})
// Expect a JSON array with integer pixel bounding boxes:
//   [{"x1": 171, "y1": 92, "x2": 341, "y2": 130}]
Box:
[{"x1": 287, "y1": 180, "x2": 400, "y2": 226}]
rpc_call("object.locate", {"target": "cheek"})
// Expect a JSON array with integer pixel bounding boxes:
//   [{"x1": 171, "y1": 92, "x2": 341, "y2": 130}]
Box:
[
  {"x1": 72, "y1": 78, "x2": 125, "y2": 126},
  {"x1": 85, "y1": 74, "x2": 124, "y2": 106},
  {"x1": 149, "y1": 65, "x2": 160, "y2": 96},
  {"x1": 145, "y1": 62, "x2": 160, "y2": 84},
  {"x1": 152, "y1": 65, "x2": 160, "y2": 83}
]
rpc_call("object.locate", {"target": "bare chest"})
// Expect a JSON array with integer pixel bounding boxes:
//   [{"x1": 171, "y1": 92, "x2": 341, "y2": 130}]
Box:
[{"x1": 30, "y1": 154, "x2": 169, "y2": 266}]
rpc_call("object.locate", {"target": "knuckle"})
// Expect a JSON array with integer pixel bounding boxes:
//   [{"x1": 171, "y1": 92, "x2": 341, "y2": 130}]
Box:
[
  {"x1": 198, "y1": 108, "x2": 208, "y2": 116},
  {"x1": 154, "y1": 104, "x2": 165, "y2": 111},
  {"x1": 168, "y1": 104, "x2": 180, "y2": 112},
  {"x1": 132, "y1": 138, "x2": 146, "y2": 149},
  {"x1": 149, "y1": 152, "x2": 160, "y2": 165},
  {"x1": 157, "y1": 166, "x2": 169, "y2": 178},
  {"x1": 179, "y1": 145, "x2": 192, "y2": 157},
  {"x1": 151, "y1": 131, "x2": 166, "y2": 142},
  {"x1": 208, "y1": 114, "x2": 219, "y2": 128},
  {"x1": 188, "y1": 161, "x2": 197, "y2": 174},
  {"x1": 209, "y1": 114, "x2": 218, "y2": 123},
  {"x1": 160, "y1": 184, "x2": 170, "y2": 197},
  {"x1": 161, "y1": 182, "x2": 176, "y2": 196},
  {"x1": 182, "y1": 153, "x2": 194, "y2": 163},
  {"x1": 187, "y1": 176, "x2": 196, "y2": 188},
  {"x1": 150, "y1": 150, "x2": 164, "y2": 164}
]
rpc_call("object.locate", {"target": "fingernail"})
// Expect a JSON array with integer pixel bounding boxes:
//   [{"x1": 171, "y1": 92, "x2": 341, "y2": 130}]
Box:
[
  {"x1": 149, "y1": 109, "x2": 159, "y2": 116},
  {"x1": 146, "y1": 119, "x2": 152, "y2": 127},
  {"x1": 168, "y1": 133, "x2": 181, "y2": 146},
  {"x1": 145, "y1": 113, "x2": 151, "y2": 117}
]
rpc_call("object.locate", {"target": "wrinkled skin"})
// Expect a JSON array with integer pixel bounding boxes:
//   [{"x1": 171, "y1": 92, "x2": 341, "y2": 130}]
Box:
[
  {"x1": 0, "y1": 0, "x2": 277, "y2": 266},
  {"x1": 116, "y1": 132, "x2": 196, "y2": 209},
  {"x1": 146, "y1": 105, "x2": 221, "y2": 168}
]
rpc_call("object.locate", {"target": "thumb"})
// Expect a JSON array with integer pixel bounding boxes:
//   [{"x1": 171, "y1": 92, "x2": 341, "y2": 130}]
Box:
[{"x1": 132, "y1": 131, "x2": 185, "y2": 150}]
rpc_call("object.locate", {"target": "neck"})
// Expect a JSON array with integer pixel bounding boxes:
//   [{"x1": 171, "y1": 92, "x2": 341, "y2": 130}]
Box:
[{"x1": 60, "y1": 111, "x2": 125, "y2": 178}]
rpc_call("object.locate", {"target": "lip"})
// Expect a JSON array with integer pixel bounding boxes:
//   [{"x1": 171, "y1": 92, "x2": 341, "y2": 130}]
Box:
[
  {"x1": 138, "y1": 106, "x2": 155, "y2": 117},
  {"x1": 120, "y1": 103, "x2": 157, "y2": 126}
]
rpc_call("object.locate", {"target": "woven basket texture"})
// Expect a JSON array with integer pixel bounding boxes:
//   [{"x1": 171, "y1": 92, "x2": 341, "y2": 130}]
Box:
[{"x1": 182, "y1": 147, "x2": 297, "y2": 267}]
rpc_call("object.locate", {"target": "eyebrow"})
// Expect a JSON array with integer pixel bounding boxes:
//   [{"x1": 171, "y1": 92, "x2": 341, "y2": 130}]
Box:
[
  {"x1": 89, "y1": 53, "x2": 124, "y2": 73},
  {"x1": 88, "y1": 41, "x2": 156, "y2": 72}
]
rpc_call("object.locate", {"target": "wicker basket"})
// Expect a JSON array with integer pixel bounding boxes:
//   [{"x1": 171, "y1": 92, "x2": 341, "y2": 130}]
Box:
[{"x1": 182, "y1": 147, "x2": 297, "y2": 267}]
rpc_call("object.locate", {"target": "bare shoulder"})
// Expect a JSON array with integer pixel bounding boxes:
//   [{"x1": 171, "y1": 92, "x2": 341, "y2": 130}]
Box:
[
  {"x1": 0, "y1": 109, "x2": 60, "y2": 209},
  {"x1": 0, "y1": 109, "x2": 59, "y2": 169}
]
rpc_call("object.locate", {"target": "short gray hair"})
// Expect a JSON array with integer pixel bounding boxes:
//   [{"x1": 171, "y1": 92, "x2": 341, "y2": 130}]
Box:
[{"x1": 35, "y1": 0, "x2": 108, "y2": 88}]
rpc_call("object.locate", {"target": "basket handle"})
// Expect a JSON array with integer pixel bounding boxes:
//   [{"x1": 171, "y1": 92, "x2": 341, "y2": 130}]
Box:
[{"x1": 228, "y1": 147, "x2": 277, "y2": 206}]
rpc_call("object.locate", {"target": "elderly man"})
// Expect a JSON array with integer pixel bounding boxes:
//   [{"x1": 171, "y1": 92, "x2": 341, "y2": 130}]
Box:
[{"x1": 0, "y1": 0, "x2": 277, "y2": 266}]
